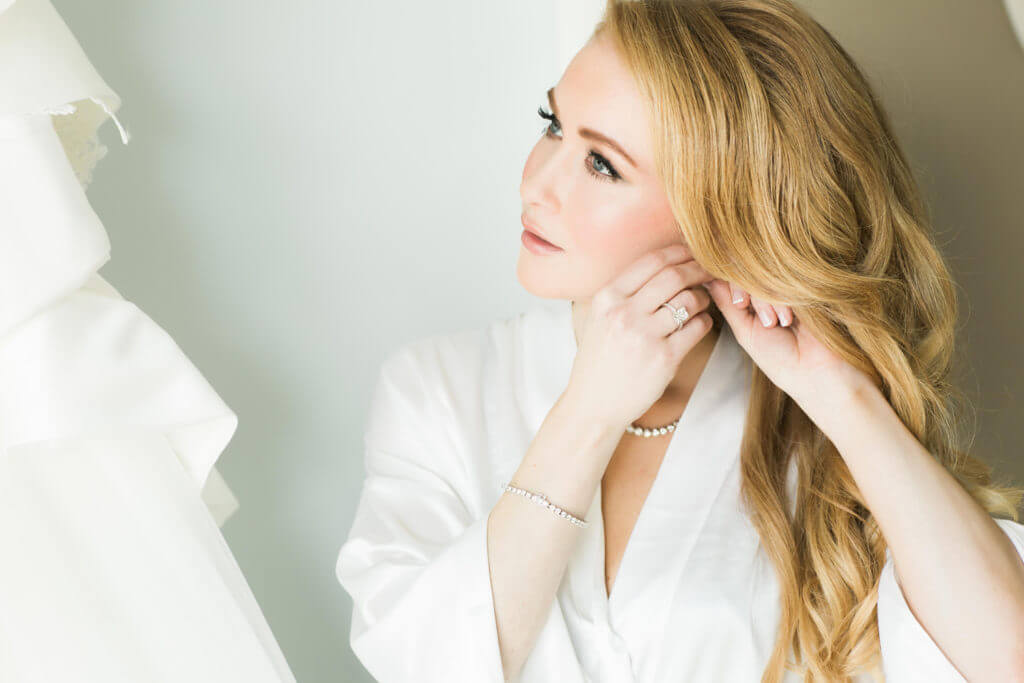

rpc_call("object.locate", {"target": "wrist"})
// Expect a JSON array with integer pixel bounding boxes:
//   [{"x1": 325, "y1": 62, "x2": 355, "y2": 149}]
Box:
[
  {"x1": 794, "y1": 370, "x2": 882, "y2": 434},
  {"x1": 555, "y1": 387, "x2": 630, "y2": 438}
]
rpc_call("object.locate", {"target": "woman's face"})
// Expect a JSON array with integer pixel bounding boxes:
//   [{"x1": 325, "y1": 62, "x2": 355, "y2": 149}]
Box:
[{"x1": 518, "y1": 31, "x2": 684, "y2": 300}]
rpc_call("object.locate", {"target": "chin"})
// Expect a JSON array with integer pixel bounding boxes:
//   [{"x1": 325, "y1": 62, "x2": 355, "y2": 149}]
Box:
[
  {"x1": 516, "y1": 257, "x2": 572, "y2": 300},
  {"x1": 516, "y1": 261, "x2": 601, "y2": 303}
]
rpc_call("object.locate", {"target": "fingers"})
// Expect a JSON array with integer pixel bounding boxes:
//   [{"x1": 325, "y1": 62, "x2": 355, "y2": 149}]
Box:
[
  {"x1": 723, "y1": 282, "x2": 793, "y2": 328},
  {"x1": 634, "y1": 260, "x2": 714, "y2": 314},
  {"x1": 610, "y1": 243, "x2": 693, "y2": 298},
  {"x1": 729, "y1": 282, "x2": 747, "y2": 306},
  {"x1": 655, "y1": 286, "x2": 711, "y2": 337},
  {"x1": 706, "y1": 279, "x2": 755, "y2": 329},
  {"x1": 775, "y1": 304, "x2": 793, "y2": 327},
  {"x1": 751, "y1": 297, "x2": 777, "y2": 327},
  {"x1": 665, "y1": 307, "x2": 715, "y2": 356}
]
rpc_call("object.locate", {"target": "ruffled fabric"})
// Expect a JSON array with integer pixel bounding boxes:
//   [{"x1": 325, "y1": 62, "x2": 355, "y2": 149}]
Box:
[
  {"x1": 0, "y1": 0, "x2": 129, "y2": 185},
  {"x1": 0, "y1": 0, "x2": 236, "y2": 524},
  {"x1": 0, "y1": 1, "x2": 296, "y2": 680}
]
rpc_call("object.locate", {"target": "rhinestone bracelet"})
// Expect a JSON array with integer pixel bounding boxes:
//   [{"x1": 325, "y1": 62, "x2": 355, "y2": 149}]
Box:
[{"x1": 502, "y1": 482, "x2": 589, "y2": 528}]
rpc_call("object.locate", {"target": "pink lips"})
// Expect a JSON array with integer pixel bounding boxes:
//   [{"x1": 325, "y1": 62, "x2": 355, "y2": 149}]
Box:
[
  {"x1": 520, "y1": 215, "x2": 562, "y2": 253},
  {"x1": 522, "y1": 230, "x2": 562, "y2": 254}
]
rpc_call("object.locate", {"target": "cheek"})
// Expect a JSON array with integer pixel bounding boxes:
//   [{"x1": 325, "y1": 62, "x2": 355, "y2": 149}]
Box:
[{"x1": 565, "y1": 190, "x2": 679, "y2": 271}]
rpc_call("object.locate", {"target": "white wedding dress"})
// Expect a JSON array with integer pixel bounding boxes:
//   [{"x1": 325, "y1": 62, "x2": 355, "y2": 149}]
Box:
[{"x1": 0, "y1": 1, "x2": 295, "y2": 680}]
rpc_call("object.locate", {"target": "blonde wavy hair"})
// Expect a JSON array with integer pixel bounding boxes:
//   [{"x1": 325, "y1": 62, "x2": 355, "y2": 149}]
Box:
[{"x1": 593, "y1": 1, "x2": 1024, "y2": 680}]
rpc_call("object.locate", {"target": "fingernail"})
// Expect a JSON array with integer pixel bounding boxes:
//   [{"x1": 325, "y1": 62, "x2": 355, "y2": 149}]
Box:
[
  {"x1": 732, "y1": 293, "x2": 744, "y2": 304},
  {"x1": 759, "y1": 309, "x2": 772, "y2": 327},
  {"x1": 778, "y1": 310, "x2": 791, "y2": 326}
]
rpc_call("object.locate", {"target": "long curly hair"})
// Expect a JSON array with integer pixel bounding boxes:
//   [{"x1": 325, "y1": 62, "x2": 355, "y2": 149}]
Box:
[{"x1": 593, "y1": 1, "x2": 1024, "y2": 680}]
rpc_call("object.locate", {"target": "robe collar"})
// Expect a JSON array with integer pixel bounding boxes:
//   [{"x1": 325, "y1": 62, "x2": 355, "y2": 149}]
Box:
[{"x1": 521, "y1": 297, "x2": 755, "y2": 646}]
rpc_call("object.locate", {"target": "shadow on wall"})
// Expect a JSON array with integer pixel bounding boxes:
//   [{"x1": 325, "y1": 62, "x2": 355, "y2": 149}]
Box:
[{"x1": 1006, "y1": 0, "x2": 1024, "y2": 51}]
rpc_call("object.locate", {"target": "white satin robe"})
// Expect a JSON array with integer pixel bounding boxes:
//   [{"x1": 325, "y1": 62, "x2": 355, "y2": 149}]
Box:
[
  {"x1": 337, "y1": 298, "x2": 1024, "y2": 682},
  {"x1": 0, "y1": 1, "x2": 295, "y2": 680}
]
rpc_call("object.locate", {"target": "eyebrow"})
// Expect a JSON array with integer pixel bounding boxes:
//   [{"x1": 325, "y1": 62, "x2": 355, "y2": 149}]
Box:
[{"x1": 547, "y1": 87, "x2": 638, "y2": 170}]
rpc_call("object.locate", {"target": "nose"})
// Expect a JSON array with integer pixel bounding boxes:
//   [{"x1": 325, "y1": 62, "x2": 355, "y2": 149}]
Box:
[{"x1": 519, "y1": 144, "x2": 564, "y2": 215}]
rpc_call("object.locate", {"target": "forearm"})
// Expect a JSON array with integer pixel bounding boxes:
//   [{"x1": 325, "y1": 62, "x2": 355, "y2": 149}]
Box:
[
  {"x1": 486, "y1": 389, "x2": 624, "y2": 681},
  {"x1": 802, "y1": 383, "x2": 1024, "y2": 681}
]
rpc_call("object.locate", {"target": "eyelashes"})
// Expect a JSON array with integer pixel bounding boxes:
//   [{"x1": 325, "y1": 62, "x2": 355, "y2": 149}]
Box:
[{"x1": 536, "y1": 106, "x2": 621, "y2": 183}]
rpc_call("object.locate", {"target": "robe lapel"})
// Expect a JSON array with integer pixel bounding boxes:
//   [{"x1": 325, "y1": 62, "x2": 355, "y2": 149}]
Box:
[
  {"x1": 516, "y1": 299, "x2": 755, "y2": 678},
  {"x1": 606, "y1": 318, "x2": 751, "y2": 617},
  {"x1": 545, "y1": 300, "x2": 754, "y2": 646}
]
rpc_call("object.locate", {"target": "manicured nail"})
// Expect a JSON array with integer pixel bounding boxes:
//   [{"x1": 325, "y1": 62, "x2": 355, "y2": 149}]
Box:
[
  {"x1": 759, "y1": 309, "x2": 772, "y2": 327},
  {"x1": 732, "y1": 292, "x2": 744, "y2": 304},
  {"x1": 778, "y1": 310, "x2": 791, "y2": 326}
]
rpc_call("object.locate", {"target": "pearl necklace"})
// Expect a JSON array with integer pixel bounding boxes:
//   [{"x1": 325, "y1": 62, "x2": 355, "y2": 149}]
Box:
[{"x1": 625, "y1": 415, "x2": 682, "y2": 437}]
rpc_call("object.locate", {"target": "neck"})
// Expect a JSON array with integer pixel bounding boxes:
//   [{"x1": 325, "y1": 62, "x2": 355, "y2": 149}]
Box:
[{"x1": 570, "y1": 298, "x2": 721, "y2": 425}]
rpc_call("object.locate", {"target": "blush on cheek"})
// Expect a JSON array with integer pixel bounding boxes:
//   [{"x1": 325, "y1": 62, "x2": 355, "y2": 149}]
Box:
[
  {"x1": 574, "y1": 223, "x2": 661, "y2": 279},
  {"x1": 570, "y1": 194, "x2": 676, "y2": 262},
  {"x1": 567, "y1": 214, "x2": 628, "y2": 256}
]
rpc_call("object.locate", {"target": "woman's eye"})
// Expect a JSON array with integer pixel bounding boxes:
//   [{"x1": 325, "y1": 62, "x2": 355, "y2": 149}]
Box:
[
  {"x1": 588, "y1": 154, "x2": 617, "y2": 180},
  {"x1": 536, "y1": 106, "x2": 621, "y2": 183},
  {"x1": 537, "y1": 106, "x2": 561, "y2": 138}
]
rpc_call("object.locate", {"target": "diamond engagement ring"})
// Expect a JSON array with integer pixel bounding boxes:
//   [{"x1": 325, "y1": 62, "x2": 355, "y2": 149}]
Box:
[{"x1": 659, "y1": 301, "x2": 690, "y2": 331}]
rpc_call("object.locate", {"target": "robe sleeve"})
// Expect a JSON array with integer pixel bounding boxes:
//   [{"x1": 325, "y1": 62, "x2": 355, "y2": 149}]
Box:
[
  {"x1": 876, "y1": 516, "x2": 1024, "y2": 681},
  {"x1": 336, "y1": 345, "x2": 507, "y2": 683}
]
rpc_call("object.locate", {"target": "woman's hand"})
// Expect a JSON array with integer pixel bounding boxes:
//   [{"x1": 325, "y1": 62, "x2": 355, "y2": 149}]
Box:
[
  {"x1": 566, "y1": 243, "x2": 718, "y2": 429},
  {"x1": 702, "y1": 279, "x2": 871, "y2": 405}
]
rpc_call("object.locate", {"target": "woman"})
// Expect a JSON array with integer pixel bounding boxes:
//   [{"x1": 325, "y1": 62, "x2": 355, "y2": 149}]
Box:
[{"x1": 337, "y1": 1, "x2": 1024, "y2": 681}]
